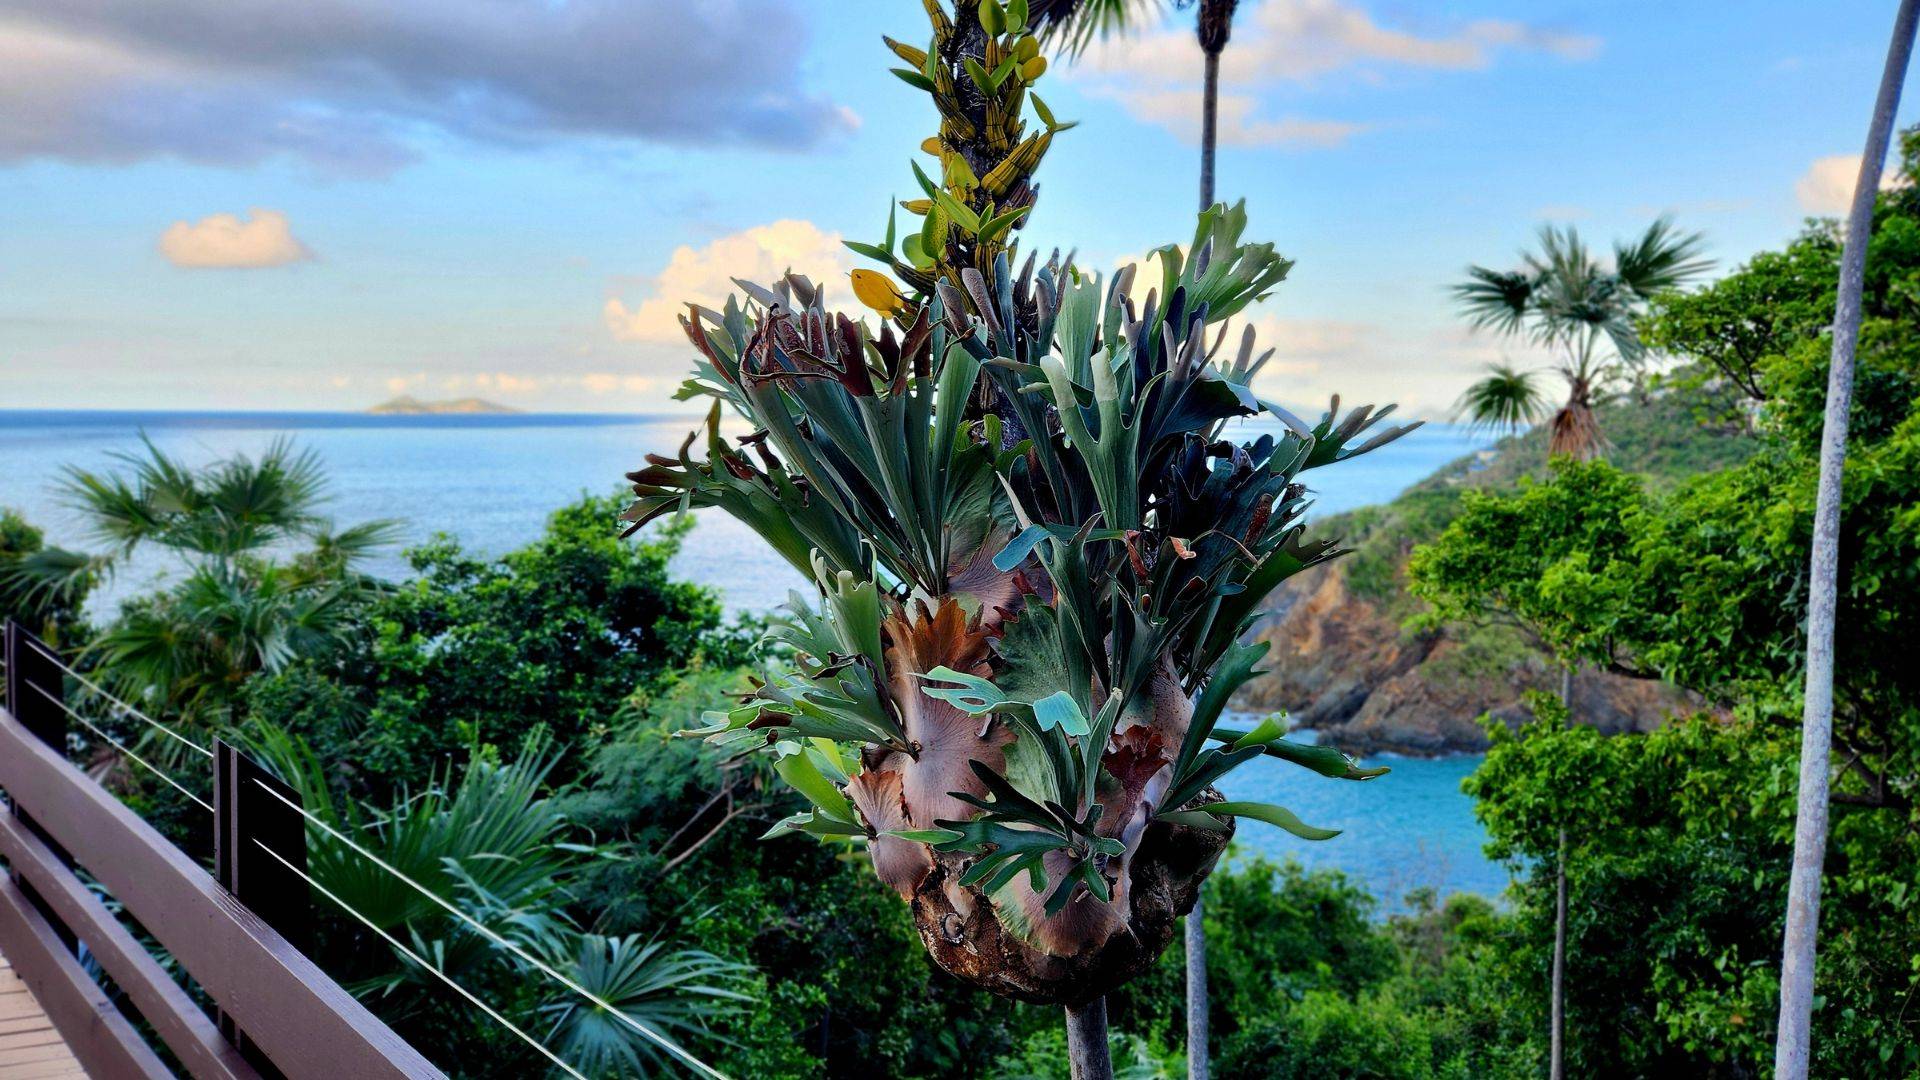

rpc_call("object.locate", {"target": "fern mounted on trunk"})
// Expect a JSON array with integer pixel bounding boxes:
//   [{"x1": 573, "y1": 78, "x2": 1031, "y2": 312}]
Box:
[{"x1": 622, "y1": 0, "x2": 1407, "y2": 1040}]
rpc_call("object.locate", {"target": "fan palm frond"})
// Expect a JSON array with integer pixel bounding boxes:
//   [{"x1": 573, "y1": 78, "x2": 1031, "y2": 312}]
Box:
[
  {"x1": 541, "y1": 935, "x2": 752, "y2": 1077},
  {"x1": 2, "y1": 545, "x2": 111, "y2": 606},
  {"x1": 1613, "y1": 215, "x2": 1712, "y2": 298},
  {"x1": 1451, "y1": 266, "x2": 1539, "y2": 336},
  {"x1": 1033, "y1": 0, "x2": 1161, "y2": 57},
  {"x1": 1454, "y1": 365, "x2": 1548, "y2": 435}
]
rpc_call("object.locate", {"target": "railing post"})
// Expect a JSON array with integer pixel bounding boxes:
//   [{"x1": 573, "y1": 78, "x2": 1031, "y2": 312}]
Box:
[
  {"x1": 5, "y1": 618, "x2": 65, "y2": 748},
  {"x1": 4, "y1": 618, "x2": 78, "y2": 954},
  {"x1": 215, "y1": 738, "x2": 311, "y2": 1075}
]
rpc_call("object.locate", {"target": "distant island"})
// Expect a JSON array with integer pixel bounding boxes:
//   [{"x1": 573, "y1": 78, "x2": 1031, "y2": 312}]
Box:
[{"x1": 367, "y1": 395, "x2": 521, "y2": 415}]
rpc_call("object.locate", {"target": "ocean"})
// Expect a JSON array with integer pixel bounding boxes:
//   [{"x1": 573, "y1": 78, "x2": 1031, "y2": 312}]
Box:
[{"x1": 0, "y1": 409, "x2": 1506, "y2": 904}]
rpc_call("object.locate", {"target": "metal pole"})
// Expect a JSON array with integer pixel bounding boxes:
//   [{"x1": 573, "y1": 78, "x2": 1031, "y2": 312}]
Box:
[{"x1": 215, "y1": 737, "x2": 311, "y2": 1076}]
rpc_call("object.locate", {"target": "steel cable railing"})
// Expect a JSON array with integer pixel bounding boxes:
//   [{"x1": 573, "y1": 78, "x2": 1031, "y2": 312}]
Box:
[
  {"x1": 24, "y1": 680, "x2": 214, "y2": 814},
  {"x1": 250, "y1": 778, "x2": 726, "y2": 1080},
  {"x1": 22, "y1": 637, "x2": 214, "y2": 759},
  {"x1": 251, "y1": 839, "x2": 589, "y2": 1080},
  {"x1": 6, "y1": 633, "x2": 730, "y2": 1080}
]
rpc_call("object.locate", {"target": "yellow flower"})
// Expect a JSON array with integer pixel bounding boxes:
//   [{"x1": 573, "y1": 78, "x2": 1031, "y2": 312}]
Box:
[{"x1": 850, "y1": 269, "x2": 910, "y2": 315}]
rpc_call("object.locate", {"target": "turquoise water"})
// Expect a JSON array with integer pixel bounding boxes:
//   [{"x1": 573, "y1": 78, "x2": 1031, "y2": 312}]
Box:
[
  {"x1": 0, "y1": 409, "x2": 1505, "y2": 904},
  {"x1": 1220, "y1": 747, "x2": 1503, "y2": 906}
]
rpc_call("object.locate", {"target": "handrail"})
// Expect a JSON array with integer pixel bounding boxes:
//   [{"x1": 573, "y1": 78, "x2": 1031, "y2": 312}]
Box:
[
  {"x1": 0, "y1": 811, "x2": 257, "y2": 1079},
  {"x1": 0, "y1": 704, "x2": 443, "y2": 1079},
  {"x1": 0, "y1": 618, "x2": 729, "y2": 1079}
]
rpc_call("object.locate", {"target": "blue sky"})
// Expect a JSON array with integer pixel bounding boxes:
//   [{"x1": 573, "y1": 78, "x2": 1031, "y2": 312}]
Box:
[{"x1": 1, "y1": 0, "x2": 1913, "y2": 418}]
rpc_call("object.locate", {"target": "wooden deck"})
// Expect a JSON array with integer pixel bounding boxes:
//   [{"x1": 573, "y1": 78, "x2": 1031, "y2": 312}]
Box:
[{"x1": 0, "y1": 948, "x2": 85, "y2": 1079}]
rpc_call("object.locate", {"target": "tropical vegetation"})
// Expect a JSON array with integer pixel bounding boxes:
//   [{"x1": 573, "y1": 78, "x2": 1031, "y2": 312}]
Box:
[{"x1": 1, "y1": 4, "x2": 1915, "y2": 1075}]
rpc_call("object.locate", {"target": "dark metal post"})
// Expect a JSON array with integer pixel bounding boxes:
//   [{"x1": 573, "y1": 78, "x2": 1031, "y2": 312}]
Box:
[
  {"x1": 5, "y1": 618, "x2": 78, "y2": 953},
  {"x1": 215, "y1": 738, "x2": 310, "y2": 1075},
  {"x1": 6, "y1": 618, "x2": 65, "y2": 748}
]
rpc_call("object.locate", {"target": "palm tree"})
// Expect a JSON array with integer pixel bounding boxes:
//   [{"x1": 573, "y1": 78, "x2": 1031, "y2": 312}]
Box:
[
  {"x1": 1453, "y1": 220, "x2": 1710, "y2": 460},
  {"x1": 1776, "y1": 2, "x2": 1918, "y2": 1076},
  {"x1": 6, "y1": 438, "x2": 397, "y2": 744}
]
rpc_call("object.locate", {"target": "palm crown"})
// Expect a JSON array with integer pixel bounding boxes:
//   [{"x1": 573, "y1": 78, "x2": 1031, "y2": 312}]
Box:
[
  {"x1": 1453, "y1": 219, "x2": 1710, "y2": 458},
  {"x1": 624, "y1": 0, "x2": 1408, "y2": 1004}
]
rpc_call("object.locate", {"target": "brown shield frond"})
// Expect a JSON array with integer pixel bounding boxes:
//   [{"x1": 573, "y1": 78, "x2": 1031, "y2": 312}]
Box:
[
  {"x1": 848, "y1": 767, "x2": 934, "y2": 899},
  {"x1": 883, "y1": 597, "x2": 1011, "y2": 828}
]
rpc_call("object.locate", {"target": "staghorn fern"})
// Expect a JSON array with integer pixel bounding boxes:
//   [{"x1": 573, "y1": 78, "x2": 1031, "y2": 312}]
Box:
[{"x1": 623, "y1": 0, "x2": 1405, "y2": 1019}]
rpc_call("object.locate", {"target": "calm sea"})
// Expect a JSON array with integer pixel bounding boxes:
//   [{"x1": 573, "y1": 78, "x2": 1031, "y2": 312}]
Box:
[{"x1": 0, "y1": 409, "x2": 1506, "y2": 903}]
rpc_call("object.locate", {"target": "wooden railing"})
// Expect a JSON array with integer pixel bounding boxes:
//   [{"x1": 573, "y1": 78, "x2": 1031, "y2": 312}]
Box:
[{"x1": 0, "y1": 619, "x2": 441, "y2": 1079}]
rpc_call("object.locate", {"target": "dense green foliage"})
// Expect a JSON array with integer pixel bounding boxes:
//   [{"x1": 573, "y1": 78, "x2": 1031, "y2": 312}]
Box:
[
  {"x1": 0, "y1": 507, "x2": 87, "y2": 642},
  {"x1": 1, "y1": 466, "x2": 1534, "y2": 1079},
  {"x1": 246, "y1": 496, "x2": 747, "y2": 801},
  {"x1": 1406, "y1": 129, "x2": 1920, "y2": 1075}
]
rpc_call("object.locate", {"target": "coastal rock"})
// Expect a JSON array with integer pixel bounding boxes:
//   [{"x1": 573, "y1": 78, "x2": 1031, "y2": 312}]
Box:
[{"x1": 1237, "y1": 562, "x2": 1696, "y2": 756}]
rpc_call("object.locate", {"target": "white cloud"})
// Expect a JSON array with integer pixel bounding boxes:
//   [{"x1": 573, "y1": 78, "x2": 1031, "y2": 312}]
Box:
[
  {"x1": 581, "y1": 373, "x2": 658, "y2": 395},
  {"x1": 1077, "y1": 0, "x2": 1600, "y2": 85},
  {"x1": 158, "y1": 209, "x2": 312, "y2": 268},
  {"x1": 1067, "y1": 0, "x2": 1597, "y2": 146},
  {"x1": 1794, "y1": 154, "x2": 1902, "y2": 214},
  {"x1": 604, "y1": 219, "x2": 853, "y2": 343},
  {"x1": 385, "y1": 372, "x2": 427, "y2": 394},
  {"x1": 1219, "y1": 304, "x2": 1562, "y2": 420},
  {"x1": 1094, "y1": 88, "x2": 1366, "y2": 148},
  {"x1": 0, "y1": 0, "x2": 853, "y2": 171},
  {"x1": 440, "y1": 372, "x2": 541, "y2": 394}
]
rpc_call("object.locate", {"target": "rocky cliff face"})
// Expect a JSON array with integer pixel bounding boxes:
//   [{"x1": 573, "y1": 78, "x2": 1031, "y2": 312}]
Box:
[{"x1": 1236, "y1": 561, "x2": 1697, "y2": 757}]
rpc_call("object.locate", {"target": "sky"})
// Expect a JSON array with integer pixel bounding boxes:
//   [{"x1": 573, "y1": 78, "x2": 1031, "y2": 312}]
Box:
[{"x1": 1, "y1": 0, "x2": 1915, "y2": 419}]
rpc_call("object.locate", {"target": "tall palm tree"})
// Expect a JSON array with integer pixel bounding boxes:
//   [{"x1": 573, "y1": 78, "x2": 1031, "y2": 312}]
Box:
[
  {"x1": 1453, "y1": 220, "x2": 1710, "y2": 460},
  {"x1": 1453, "y1": 221, "x2": 1702, "y2": 1077},
  {"x1": 1776, "y1": 2, "x2": 1918, "y2": 1076}
]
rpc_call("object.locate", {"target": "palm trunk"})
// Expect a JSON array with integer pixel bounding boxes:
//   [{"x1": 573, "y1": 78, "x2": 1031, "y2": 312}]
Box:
[
  {"x1": 1187, "y1": 6, "x2": 1234, "y2": 1071},
  {"x1": 1066, "y1": 998, "x2": 1113, "y2": 1080},
  {"x1": 1775, "y1": 3, "x2": 1918, "y2": 1076},
  {"x1": 1550, "y1": 664, "x2": 1573, "y2": 1080},
  {"x1": 1551, "y1": 828, "x2": 1567, "y2": 1080},
  {"x1": 1185, "y1": 905, "x2": 1209, "y2": 1079},
  {"x1": 1199, "y1": 46, "x2": 1220, "y2": 210}
]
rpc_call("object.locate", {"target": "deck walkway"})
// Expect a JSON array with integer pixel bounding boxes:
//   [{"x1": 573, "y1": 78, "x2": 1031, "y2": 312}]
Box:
[{"x1": 0, "y1": 948, "x2": 85, "y2": 1079}]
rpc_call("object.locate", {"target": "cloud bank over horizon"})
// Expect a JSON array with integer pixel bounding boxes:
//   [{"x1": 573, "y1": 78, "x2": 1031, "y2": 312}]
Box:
[{"x1": 0, "y1": 0, "x2": 856, "y2": 173}]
